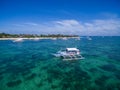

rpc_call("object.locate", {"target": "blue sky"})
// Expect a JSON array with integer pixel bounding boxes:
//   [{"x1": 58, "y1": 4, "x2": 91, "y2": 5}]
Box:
[{"x1": 0, "y1": 0, "x2": 120, "y2": 35}]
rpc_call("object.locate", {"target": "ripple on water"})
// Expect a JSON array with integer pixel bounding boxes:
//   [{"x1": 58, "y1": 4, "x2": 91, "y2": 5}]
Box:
[{"x1": 0, "y1": 37, "x2": 120, "y2": 90}]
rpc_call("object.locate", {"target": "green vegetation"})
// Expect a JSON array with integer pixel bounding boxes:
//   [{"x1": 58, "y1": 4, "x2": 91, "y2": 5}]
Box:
[{"x1": 0, "y1": 33, "x2": 78, "y2": 38}]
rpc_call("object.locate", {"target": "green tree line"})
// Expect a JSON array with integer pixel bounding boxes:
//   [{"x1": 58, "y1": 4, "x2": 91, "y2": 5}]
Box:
[{"x1": 0, "y1": 33, "x2": 78, "y2": 38}]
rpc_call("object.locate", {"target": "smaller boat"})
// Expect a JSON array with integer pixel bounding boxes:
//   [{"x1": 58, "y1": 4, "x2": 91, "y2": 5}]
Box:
[
  {"x1": 34, "y1": 38, "x2": 40, "y2": 41},
  {"x1": 53, "y1": 48, "x2": 84, "y2": 60},
  {"x1": 87, "y1": 36, "x2": 92, "y2": 40},
  {"x1": 51, "y1": 38, "x2": 57, "y2": 40},
  {"x1": 13, "y1": 38, "x2": 23, "y2": 42},
  {"x1": 75, "y1": 37, "x2": 80, "y2": 40},
  {"x1": 62, "y1": 37, "x2": 67, "y2": 40}
]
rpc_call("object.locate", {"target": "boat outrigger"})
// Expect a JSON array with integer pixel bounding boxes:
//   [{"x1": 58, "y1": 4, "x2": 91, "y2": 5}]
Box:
[{"x1": 53, "y1": 48, "x2": 84, "y2": 60}]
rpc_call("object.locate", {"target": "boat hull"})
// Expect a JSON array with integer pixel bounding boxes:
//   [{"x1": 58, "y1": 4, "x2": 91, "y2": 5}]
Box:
[{"x1": 53, "y1": 53, "x2": 84, "y2": 60}]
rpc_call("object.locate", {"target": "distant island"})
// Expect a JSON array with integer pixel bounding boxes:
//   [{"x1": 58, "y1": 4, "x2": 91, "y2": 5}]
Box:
[{"x1": 0, "y1": 33, "x2": 79, "y2": 40}]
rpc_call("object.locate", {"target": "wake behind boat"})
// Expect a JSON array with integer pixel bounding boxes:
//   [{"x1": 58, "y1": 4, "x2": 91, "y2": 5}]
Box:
[{"x1": 53, "y1": 48, "x2": 84, "y2": 60}]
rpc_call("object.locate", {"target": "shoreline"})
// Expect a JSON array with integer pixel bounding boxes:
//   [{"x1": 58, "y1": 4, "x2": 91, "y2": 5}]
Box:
[{"x1": 0, "y1": 37, "x2": 79, "y2": 40}]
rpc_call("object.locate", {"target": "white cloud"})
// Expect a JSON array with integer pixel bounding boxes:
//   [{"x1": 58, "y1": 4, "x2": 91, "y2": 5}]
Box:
[
  {"x1": 24, "y1": 22, "x2": 38, "y2": 26},
  {"x1": 12, "y1": 24, "x2": 25, "y2": 27},
  {"x1": 100, "y1": 13, "x2": 118, "y2": 19},
  {"x1": 50, "y1": 19, "x2": 120, "y2": 35},
  {"x1": 12, "y1": 22, "x2": 38, "y2": 27},
  {"x1": 2, "y1": 19, "x2": 120, "y2": 36},
  {"x1": 54, "y1": 20, "x2": 80, "y2": 27},
  {"x1": 84, "y1": 19, "x2": 120, "y2": 35}
]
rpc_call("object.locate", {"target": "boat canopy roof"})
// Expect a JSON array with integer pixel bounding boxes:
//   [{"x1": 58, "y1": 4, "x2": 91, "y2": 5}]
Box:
[{"x1": 66, "y1": 48, "x2": 79, "y2": 51}]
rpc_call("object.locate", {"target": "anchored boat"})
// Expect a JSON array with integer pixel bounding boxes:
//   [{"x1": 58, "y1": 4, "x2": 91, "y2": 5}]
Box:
[
  {"x1": 13, "y1": 38, "x2": 23, "y2": 42},
  {"x1": 53, "y1": 48, "x2": 84, "y2": 60}
]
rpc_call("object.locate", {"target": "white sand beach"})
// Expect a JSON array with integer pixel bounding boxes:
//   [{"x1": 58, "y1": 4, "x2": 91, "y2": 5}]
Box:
[{"x1": 0, "y1": 37, "x2": 79, "y2": 40}]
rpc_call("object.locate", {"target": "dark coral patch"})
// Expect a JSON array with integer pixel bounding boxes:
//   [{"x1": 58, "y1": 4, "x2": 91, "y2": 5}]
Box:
[
  {"x1": 6, "y1": 80, "x2": 22, "y2": 87},
  {"x1": 47, "y1": 68, "x2": 63, "y2": 79},
  {"x1": 115, "y1": 72, "x2": 120, "y2": 80},
  {"x1": 108, "y1": 52, "x2": 120, "y2": 61},
  {"x1": 47, "y1": 76, "x2": 53, "y2": 83},
  {"x1": 5, "y1": 64, "x2": 34, "y2": 75},
  {"x1": 95, "y1": 75, "x2": 109, "y2": 86},
  {"x1": 25, "y1": 73, "x2": 37, "y2": 80},
  {"x1": 51, "y1": 84, "x2": 58, "y2": 89},
  {"x1": 60, "y1": 65, "x2": 91, "y2": 90},
  {"x1": 61, "y1": 82, "x2": 71, "y2": 90},
  {"x1": 106, "y1": 82, "x2": 120, "y2": 90},
  {"x1": 21, "y1": 70, "x2": 31, "y2": 76},
  {"x1": 99, "y1": 64, "x2": 117, "y2": 72},
  {"x1": 89, "y1": 68, "x2": 98, "y2": 72},
  {"x1": 36, "y1": 82, "x2": 43, "y2": 87},
  {"x1": 41, "y1": 65, "x2": 49, "y2": 70},
  {"x1": 73, "y1": 65, "x2": 90, "y2": 80},
  {"x1": 0, "y1": 75, "x2": 3, "y2": 81}
]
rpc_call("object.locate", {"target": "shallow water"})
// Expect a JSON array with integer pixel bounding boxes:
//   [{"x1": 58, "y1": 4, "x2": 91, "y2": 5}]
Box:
[{"x1": 0, "y1": 37, "x2": 120, "y2": 90}]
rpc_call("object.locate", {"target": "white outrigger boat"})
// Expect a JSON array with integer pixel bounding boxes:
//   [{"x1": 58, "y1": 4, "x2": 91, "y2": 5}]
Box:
[
  {"x1": 13, "y1": 38, "x2": 23, "y2": 42},
  {"x1": 53, "y1": 48, "x2": 84, "y2": 60}
]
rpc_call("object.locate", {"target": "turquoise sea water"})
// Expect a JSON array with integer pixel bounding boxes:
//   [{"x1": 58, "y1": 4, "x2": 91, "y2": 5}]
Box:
[{"x1": 0, "y1": 37, "x2": 120, "y2": 90}]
